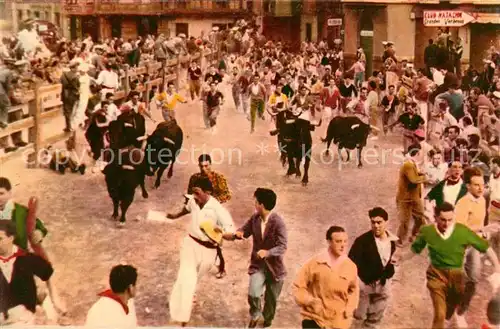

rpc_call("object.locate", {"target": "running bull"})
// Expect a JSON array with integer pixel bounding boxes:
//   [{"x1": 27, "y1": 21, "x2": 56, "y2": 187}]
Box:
[
  {"x1": 103, "y1": 121, "x2": 183, "y2": 225},
  {"x1": 321, "y1": 116, "x2": 371, "y2": 168}
]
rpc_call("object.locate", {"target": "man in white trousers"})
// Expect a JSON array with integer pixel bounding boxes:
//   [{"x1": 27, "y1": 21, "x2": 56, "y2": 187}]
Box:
[{"x1": 167, "y1": 175, "x2": 235, "y2": 326}]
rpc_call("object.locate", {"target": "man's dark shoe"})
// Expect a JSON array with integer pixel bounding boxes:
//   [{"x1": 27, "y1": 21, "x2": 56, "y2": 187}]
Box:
[
  {"x1": 15, "y1": 141, "x2": 28, "y2": 147},
  {"x1": 269, "y1": 130, "x2": 279, "y2": 136},
  {"x1": 248, "y1": 316, "x2": 263, "y2": 328},
  {"x1": 4, "y1": 146, "x2": 18, "y2": 153}
]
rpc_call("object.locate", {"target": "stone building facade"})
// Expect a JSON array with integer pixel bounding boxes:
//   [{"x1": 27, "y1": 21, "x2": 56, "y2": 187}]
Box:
[{"x1": 341, "y1": 0, "x2": 500, "y2": 73}]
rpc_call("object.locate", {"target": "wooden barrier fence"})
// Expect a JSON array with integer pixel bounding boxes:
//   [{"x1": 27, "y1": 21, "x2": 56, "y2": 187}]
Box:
[{"x1": 0, "y1": 49, "x2": 218, "y2": 166}]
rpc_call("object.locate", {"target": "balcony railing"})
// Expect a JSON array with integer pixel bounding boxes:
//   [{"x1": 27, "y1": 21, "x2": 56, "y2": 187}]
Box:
[{"x1": 63, "y1": 0, "x2": 245, "y2": 15}]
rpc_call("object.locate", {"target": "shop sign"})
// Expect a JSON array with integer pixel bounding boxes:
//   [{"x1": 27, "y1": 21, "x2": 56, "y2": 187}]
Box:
[{"x1": 423, "y1": 11, "x2": 475, "y2": 27}]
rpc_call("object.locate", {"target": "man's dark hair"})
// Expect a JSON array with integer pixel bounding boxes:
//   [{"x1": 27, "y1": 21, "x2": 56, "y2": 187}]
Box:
[
  {"x1": 0, "y1": 220, "x2": 16, "y2": 237},
  {"x1": 167, "y1": 82, "x2": 174, "y2": 87},
  {"x1": 468, "y1": 133, "x2": 480, "y2": 146},
  {"x1": 434, "y1": 202, "x2": 454, "y2": 217},
  {"x1": 129, "y1": 91, "x2": 140, "y2": 98},
  {"x1": 388, "y1": 85, "x2": 395, "y2": 89},
  {"x1": 463, "y1": 166, "x2": 483, "y2": 184},
  {"x1": 192, "y1": 175, "x2": 213, "y2": 193},
  {"x1": 254, "y1": 188, "x2": 277, "y2": 211},
  {"x1": 492, "y1": 156, "x2": 500, "y2": 167},
  {"x1": 368, "y1": 207, "x2": 389, "y2": 221},
  {"x1": 368, "y1": 80, "x2": 377, "y2": 90},
  {"x1": 109, "y1": 265, "x2": 138, "y2": 294},
  {"x1": 105, "y1": 92, "x2": 114, "y2": 99},
  {"x1": 487, "y1": 294, "x2": 500, "y2": 325},
  {"x1": 198, "y1": 154, "x2": 212, "y2": 164},
  {"x1": 428, "y1": 39, "x2": 434, "y2": 44},
  {"x1": 0, "y1": 177, "x2": 12, "y2": 191},
  {"x1": 407, "y1": 143, "x2": 421, "y2": 157},
  {"x1": 429, "y1": 149, "x2": 442, "y2": 158},
  {"x1": 462, "y1": 116, "x2": 473, "y2": 126},
  {"x1": 326, "y1": 226, "x2": 345, "y2": 241},
  {"x1": 446, "y1": 125, "x2": 460, "y2": 134}
]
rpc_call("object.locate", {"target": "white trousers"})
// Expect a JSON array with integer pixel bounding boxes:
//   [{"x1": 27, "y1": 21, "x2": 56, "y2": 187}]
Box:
[
  {"x1": 417, "y1": 100, "x2": 428, "y2": 135},
  {"x1": 169, "y1": 236, "x2": 217, "y2": 323},
  {"x1": 72, "y1": 98, "x2": 88, "y2": 128}
]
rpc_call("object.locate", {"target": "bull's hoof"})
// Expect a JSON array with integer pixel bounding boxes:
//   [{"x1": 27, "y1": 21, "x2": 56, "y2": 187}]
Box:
[
  {"x1": 167, "y1": 171, "x2": 173, "y2": 179},
  {"x1": 110, "y1": 214, "x2": 119, "y2": 221},
  {"x1": 325, "y1": 150, "x2": 330, "y2": 156},
  {"x1": 358, "y1": 163, "x2": 363, "y2": 168},
  {"x1": 79, "y1": 165, "x2": 86, "y2": 175},
  {"x1": 301, "y1": 180, "x2": 308, "y2": 186},
  {"x1": 142, "y1": 191, "x2": 149, "y2": 199},
  {"x1": 116, "y1": 221, "x2": 126, "y2": 228}
]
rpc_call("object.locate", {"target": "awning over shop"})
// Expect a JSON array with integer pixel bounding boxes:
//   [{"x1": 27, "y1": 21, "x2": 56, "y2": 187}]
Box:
[{"x1": 474, "y1": 13, "x2": 500, "y2": 24}]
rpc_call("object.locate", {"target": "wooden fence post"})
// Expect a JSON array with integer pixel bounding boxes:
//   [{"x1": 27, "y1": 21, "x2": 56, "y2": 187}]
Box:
[
  {"x1": 124, "y1": 65, "x2": 130, "y2": 96},
  {"x1": 174, "y1": 58, "x2": 180, "y2": 91},
  {"x1": 27, "y1": 83, "x2": 41, "y2": 168}
]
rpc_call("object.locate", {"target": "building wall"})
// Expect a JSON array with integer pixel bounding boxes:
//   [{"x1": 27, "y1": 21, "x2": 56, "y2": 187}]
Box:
[
  {"x1": 301, "y1": 14, "x2": 317, "y2": 42},
  {"x1": 10, "y1": 1, "x2": 65, "y2": 32},
  {"x1": 343, "y1": 8, "x2": 359, "y2": 58},
  {"x1": 122, "y1": 17, "x2": 138, "y2": 40},
  {"x1": 470, "y1": 23, "x2": 500, "y2": 69},
  {"x1": 167, "y1": 17, "x2": 235, "y2": 38},
  {"x1": 386, "y1": 4, "x2": 414, "y2": 61}
]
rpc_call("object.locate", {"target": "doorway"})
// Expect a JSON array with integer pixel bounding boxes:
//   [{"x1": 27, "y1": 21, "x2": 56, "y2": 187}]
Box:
[
  {"x1": 359, "y1": 10, "x2": 373, "y2": 78},
  {"x1": 137, "y1": 17, "x2": 158, "y2": 37},
  {"x1": 110, "y1": 16, "x2": 122, "y2": 38},
  {"x1": 306, "y1": 23, "x2": 312, "y2": 42},
  {"x1": 81, "y1": 16, "x2": 99, "y2": 41}
]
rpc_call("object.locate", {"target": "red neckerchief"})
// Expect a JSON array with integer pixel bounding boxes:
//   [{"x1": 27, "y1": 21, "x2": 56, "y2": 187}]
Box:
[
  {"x1": 446, "y1": 178, "x2": 460, "y2": 186},
  {"x1": 0, "y1": 248, "x2": 26, "y2": 263},
  {"x1": 481, "y1": 324, "x2": 490, "y2": 329},
  {"x1": 98, "y1": 289, "x2": 129, "y2": 314}
]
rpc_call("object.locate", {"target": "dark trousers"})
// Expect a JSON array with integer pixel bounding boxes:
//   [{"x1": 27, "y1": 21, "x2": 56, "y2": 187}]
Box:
[
  {"x1": 302, "y1": 319, "x2": 321, "y2": 328},
  {"x1": 248, "y1": 269, "x2": 284, "y2": 326}
]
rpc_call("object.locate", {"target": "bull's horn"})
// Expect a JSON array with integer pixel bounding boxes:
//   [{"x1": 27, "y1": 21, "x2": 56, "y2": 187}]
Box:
[
  {"x1": 370, "y1": 125, "x2": 381, "y2": 132},
  {"x1": 164, "y1": 137, "x2": 175, "y2": 145},
  {"x1": 314, "y1": 119, "x2": 322, "y2": 127}
]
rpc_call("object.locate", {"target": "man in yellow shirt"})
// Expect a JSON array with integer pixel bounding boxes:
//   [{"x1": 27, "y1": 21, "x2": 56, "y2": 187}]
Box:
[
  {"x1": 454, "y1": 167, "x2": 487, "y2": 328},
  {"x1": 156, "y1": 82, "x2": 186, "y2": 122}
]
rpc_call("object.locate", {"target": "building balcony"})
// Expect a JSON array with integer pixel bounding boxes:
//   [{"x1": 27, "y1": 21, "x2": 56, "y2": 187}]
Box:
[{"x1": 62, "y1": 0, "x2": 247, "y2": 16}]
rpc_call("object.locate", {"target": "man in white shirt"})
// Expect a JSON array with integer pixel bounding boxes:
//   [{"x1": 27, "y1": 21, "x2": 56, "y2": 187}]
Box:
[
  {"x1": 94, "y1": 93, "x2": 120, "y2": 122},
  {"x1": 97, "y1": 64, "x2": 119, "y2": 100},
  {"x1": 85, "y1": 264, "x2": 138, "y2": 327},
  {"x1": 348, "y1": 207, "x2": 398, "y2": 329},
  {"x1": 424, "y1": 149, "x2": 448, "y2": 196},
  {"x1": 167, "y1": 176, "x2": 235, "y2": 327},
  {"x1": 431, "y1": 67, "x2": 444, "y2": 86},
  {"x1": 460, "y1": 116, "x2": 480, "y2": 139}
]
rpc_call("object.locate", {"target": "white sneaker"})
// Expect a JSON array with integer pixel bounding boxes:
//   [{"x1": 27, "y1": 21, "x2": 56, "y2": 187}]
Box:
[{"x1": 455, "y1": 314, "x2": 468, "y2": 328}]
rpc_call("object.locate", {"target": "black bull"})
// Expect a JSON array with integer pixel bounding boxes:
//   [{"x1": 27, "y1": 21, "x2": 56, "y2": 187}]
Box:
[
  {"x1": 103, "y1": 122, "x2": 183, "y2": 223},
  {"x1": 321, "y1": 116, "x2": 371, "y2": 168},
  {"x1": 273, "y1": 110, "x2": 321, "y2": 186}
]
